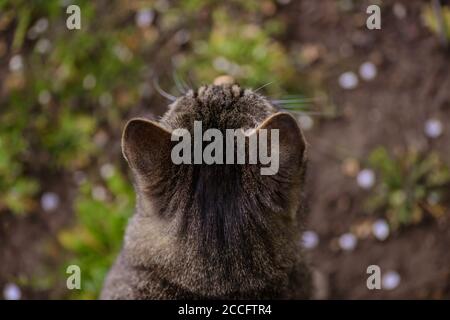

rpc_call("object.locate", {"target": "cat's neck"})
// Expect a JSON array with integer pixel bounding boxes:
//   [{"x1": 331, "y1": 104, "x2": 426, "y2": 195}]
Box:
[{"x1": 122, "y1": 202, "x2": 299, "y2": 297}]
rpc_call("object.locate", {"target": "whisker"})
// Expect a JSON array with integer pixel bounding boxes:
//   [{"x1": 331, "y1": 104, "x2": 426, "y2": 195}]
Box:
[
  {"x1": 172, "y1": 71, "x2": 186, "y2": 94},
  {"x1": 173, "y1": 70, "x2": 190, "y2": 94},
  {"x1": 186, "y1": 72, "x2": 197, "y2": 91},
  {"x1": 152, "y1": 78, "x2": 177, "y2": 101},
  {"x1": 254, "y1": 81, "x2": 275, "y2": 93},
  {"x1": 286, "y1": 110, "x2": 336, "y2": 117},
  {"x1": 271, "y1": 97, "x2": 320, "y2": 104},
  {"x1": 275, "y1": 102, "x2": 314, "y2": 108},
  {"x1": 178, "y1": 73, "x2": 191, "y2": 92}
]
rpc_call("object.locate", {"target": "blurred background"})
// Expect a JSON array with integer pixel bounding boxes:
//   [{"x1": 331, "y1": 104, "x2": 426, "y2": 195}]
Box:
[{"x1": 0, "y1": 0, "x2": 449, "y2": 299}]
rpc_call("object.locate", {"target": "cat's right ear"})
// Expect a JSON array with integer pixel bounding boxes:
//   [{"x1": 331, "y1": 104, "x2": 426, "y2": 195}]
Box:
[{"x1": 122, "y1": 118, "x2": 173, "y2": 176}]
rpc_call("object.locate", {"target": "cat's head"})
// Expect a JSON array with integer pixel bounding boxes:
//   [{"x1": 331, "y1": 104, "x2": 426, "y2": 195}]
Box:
[{"x1": 122, "y1": 84, "x2": 306, "y2": 285}]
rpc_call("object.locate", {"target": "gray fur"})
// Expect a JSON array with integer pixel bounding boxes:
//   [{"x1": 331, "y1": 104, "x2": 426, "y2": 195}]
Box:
[{"x1": 101, "y1": 84, "x2": 312, "y2": 299}]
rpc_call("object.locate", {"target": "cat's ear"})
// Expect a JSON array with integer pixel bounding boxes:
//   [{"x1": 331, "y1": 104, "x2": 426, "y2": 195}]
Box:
[
  {"x1": 254, "y1": 112, "x2": 306, "y2": 172},
  {"x1": 122, "y1": 118, "x2": 172, "y2": 175}
]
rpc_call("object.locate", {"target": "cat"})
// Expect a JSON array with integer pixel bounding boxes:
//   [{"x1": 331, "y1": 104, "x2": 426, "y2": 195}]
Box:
[{"x1": 100, "y1": 82, "x2": 312, "y2": 299}]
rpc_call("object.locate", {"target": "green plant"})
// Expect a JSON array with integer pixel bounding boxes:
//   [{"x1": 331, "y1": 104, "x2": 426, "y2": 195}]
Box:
[
  {"x1": 366, "y1": 147, "x2": 450, "y2": 229},
  {"x1": 175, "y1": 3, "x2": 299, "y2": 96},
  {"x1": 423, "y1": 3, "x2": 450, "y2": 42},
  {"x1": 0, "y1": 0, "x2": 145, "y2": 216},
  {"x1": 58, "y1": 166, "x2": 134, "y2": 299}
]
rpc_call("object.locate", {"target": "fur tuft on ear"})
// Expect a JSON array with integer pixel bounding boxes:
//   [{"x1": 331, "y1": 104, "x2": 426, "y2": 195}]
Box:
[
  {"x1": 122, "y1": 118, "x2": 173, "y2": 175},
  {"x1": 256, "y1": 112, "x2": 306, "y2": 171}
]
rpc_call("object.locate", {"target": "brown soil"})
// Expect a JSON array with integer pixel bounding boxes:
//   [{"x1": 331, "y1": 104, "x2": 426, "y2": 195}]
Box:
[{"x1": 284, "y1": 0, "x2": 450, "y2": 298}]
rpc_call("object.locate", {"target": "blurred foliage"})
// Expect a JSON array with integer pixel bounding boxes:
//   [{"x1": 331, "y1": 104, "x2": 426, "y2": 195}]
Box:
[
  {"x1": 58, "y1": 166, "x2": 134, "y2": 299},
  {"x1": 1, "y1": 0, "x2": 449, "y2": 301},
  {"x1": 0, "y1": 0, "x2": 144, "y2": 214},
  {"x1": 366, "y1": 147, "x2": 450, "y2": 229},
  {"x1": 423, "y1": 3, "x2": 450, "y2": 41},
  {"x1": 176, "y1": 8, "x2": 294, "y2": 94},
  {"x1": 1, "y1": 0, "x2": 308, "y2": 299}
]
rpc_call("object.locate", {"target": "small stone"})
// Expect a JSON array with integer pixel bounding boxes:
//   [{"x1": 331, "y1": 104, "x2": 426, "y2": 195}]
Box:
[
  {"x1": 135, "y1": 9, "x2": 154, "y2": 28},
  {"x1": 357, "y1": 169, "x2": 375, "y2": 190},
  {"x1": 372, "y1": 219, "x2": 390, "y2": 241},
  {"x1": 342, "y1": 158, "x2": 360, "y2": 177},
  {"x1": 34, "y1": 18, "x2": 49, "y2": 34},
  {"x1": 41, "y1": 192, "x2": 60, "y2": 212},
  {"x1": 73, "y1": 171, "x2": 87, "y2": 185},
  {"x1": 339, "y1": 233, "x2": 357, "y2": 251},
  {"x1": 93, "y1": 130, "x2": 108, "y2": 147},
  {"x1": 427, "y1": 192, "x2": 440, "y2": 205},
  {"x1": 302, "y1": 230, "x2": 319, "y2": 249},
  {"x1": 312, "y1": 270, "x2": 329, "y2": 299},
  {"x1": 99, "y1": 92, "x2": 113, "y2": 107},
  {"x1": 393, "y1": 3, "x2": 407, "y2": 19},
  {"x1": 359, "y1": 62, "x2": 377, "y2": 81},
  {"x1": 155, "y1": 0, "x2": 169, "y2": 12},
  {"x1": 9, "y1": 55, "x2": 24, "y2": 72},
  {"x1": 174, "y1": 30, "x2": 190, "y2": 46},
  {"x1": 213, "y1": 56, "x2": 230, "y2": 72},
  {"x1": 301, "y1": 44, "x2": 321, "y2": 65},
  {"x1": 83, "y1": 74, "x2": 96, "y2": 89},
  {"x1": 382, "y1": 271, "x2": 401, "y2": 290},
  {"x1": 92, "y1": 185, "x2": 107, "y2": 201},
  {"x1": 352, "y1": 220, "x2": 373, "y2": 239},
  {"x1": 113, "y1": 45, "x2": 133, "y2": 63},
  {"x1": 38, "y1": 90, "x2": 51, "y2": 105},
  {"x1": 298, "y1": 115, "x2": 314, "y2": 131},
  {"x1": 100, "y1": 163, "x2": 115, "y2": 179},
  {"x1": 261, "y1": 0, "x2": 277, "y2": 16},
  {"x1": 36, "y1": 38, "x2": 52, "y2": 54},
  {"x1": 339, "y1": 72, "x2": 358, "y2": 90},
  {"x1": 3, "y1": 283, "x2": 21, "y2": 300},
  {"x1": 424, "y1": 119, "x2": 443, "y2": 138},
  {"x1": 213, "y1": 75, "x2": 235, "y2": 85}
]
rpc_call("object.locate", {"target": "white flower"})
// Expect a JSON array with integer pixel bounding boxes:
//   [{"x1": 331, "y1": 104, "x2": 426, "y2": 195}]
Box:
[
  {"x1": 3, "y1": 283, "x2": 21, "y2": 300},
  {"x1": 339, "y1": 233, "x2": 357, "y2": 251},
  {"x1": 359, "y1": 62, "x2": 377, "y2": 81},
  {"x1": 9, "y1": 55, "x2": 24, "y2": 72},
  {"x1": 41, "y1": 192, "x2": 60, "y2": 212},
  {"x1": 424, "y1": 119, "x2": 443, "y2": 138},
  {"x1": 302, "y1": 230, "x2": 319, "y2": 249},
  {"x1": 372, "y1": 219, "x2": 390, "y2": 241},
  {"x1": 382, "y1": 271, "x2": 401, "y2": 290},
  {"x1": 357, "y1": 169, "x2": 376, "y2": 190},
  {"x1": 338, "y1": 72, "x2": 358, "y2": 90},
  {"x1": 135, "y1": 9, "x2": 154, "y2": 28}
]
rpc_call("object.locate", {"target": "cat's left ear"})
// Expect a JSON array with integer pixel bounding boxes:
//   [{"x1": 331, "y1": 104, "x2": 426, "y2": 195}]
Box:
[
  {"x1": 253, "y1": 112, "x2": 307, "y2": 172},
  {"x1": 121, "y1": 118, "x2": 173, "y2": 176}
]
